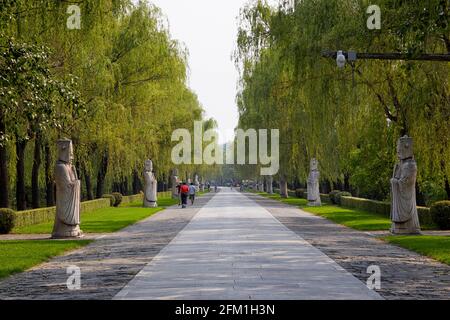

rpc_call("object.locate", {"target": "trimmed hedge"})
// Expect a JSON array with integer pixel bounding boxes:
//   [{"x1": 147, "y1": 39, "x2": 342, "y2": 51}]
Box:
[
  {"x1": 295, "y1": 188, "x2": 306, "y2": 198},
  {"x1": 320, "y1": 194, "x2": 331, "y2": 203},
  {"x1": 102, "y1": 194, "x2": 116, "y2": 206},
  {"x1": 122, "y1": 193, "x2": 143, "y2": 204},
  {"x1": 0, "y1": 208, "x2": 16, "y2": 234},
  {"x1": 329, "y1": 190, "x2": 341, "y2": 204},
  {"x1": 340, "y1": 196, "x2": 433, "y2": 227},
  {"x1": 430, "y1": 201, "x2": 450, "y2": 230},
  {"x1": 335, "y1": 191, "x2": 352, "y2": 205},
  {"x1": 13, "y1": 198, "x2": 111, "y2": 228},
  {"x1": 121, "y1": 191, "x2": 172, "y2": 205}
]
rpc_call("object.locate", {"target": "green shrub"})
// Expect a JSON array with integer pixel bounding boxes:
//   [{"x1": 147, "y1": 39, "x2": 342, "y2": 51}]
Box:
[
  {"x1": 431, "y1": 201, "x2": 450, "y2": 230},
  {"x1": 102, "y1": 194, "x2": 115, "y2": 207},
  {"x1": 329, "y1": 190, "x2": 341, "y2": 204},
  {"x1": 295, "y1": 188, "x2": 306, "y2": 198},
  {"x1": 112, "y1": 192, "x2": 123, "y2": 207},
  {"x1": 0, "y1": 208, "x2": 16, "y2": 234},
  {"x1": 335, "y1": 191, "x2": 352, "y2": 205}
]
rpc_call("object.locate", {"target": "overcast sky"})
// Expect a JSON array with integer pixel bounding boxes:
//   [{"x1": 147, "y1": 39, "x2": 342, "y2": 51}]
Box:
[{"x1": 148, "y1": 0, "x2": 276, "y2": 142}]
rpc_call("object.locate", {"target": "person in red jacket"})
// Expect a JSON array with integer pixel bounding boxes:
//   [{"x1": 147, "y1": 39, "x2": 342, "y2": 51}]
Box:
[{"x1": 180, "y1": 182, "x2": 189, "y2": 208}]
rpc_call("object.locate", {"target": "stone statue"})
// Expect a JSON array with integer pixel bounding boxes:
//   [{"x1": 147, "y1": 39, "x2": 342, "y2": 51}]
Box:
[
  {"x1": 171, "y1": 168, "x2": 179, "y2": 199},
  {"x1": 52, "y1": 139, "x2": 83, "y2": 238},
  {"x1": 307, "y1": 158, "x2": 321, "y2": 206},
  {"x1": 200, "y1": 177, "x2": 205, "y2": 192},
  {"x1": 143, "y1": 159, "x2": 158, "y2": 208},
  {"x1": 194, "y1": 174, "x2": 200, "y2": 191},
  {"x1": 390, "y1": 136, "x2": 421, "y2": 234},
  {"x1": 267, "y1": 176, "x2": 273, "y2": 194}
]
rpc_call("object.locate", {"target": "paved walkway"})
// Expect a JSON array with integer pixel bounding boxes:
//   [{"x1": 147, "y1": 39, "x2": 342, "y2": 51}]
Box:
[
  {"x1": 249, "y1": 193, "x2": 450, "y2": 300},
  {"x1": 115, "y1": 189, "x2": 381, "y2": 300},
  {"x1": 2, "y1": 189, "x2": 449, "y2": 300},
  {"x1": 0, "y1": 193, "x2": 214, "y2": 300}
]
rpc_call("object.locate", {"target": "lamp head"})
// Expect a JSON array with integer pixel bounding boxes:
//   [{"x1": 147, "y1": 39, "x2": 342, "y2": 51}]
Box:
[{"x1": 336, "y1": 50, "x2": 346, "y2": 68}]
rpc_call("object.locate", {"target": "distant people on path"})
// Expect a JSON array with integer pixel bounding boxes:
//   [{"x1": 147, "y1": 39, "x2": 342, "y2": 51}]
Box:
[
  {"x1": 207, "y1": 182, "x2": 210, "y2": 192},
  {"x1": 180, "y1": 182, "x2": 189, "y2": 208},
  {"x1": 189, "y1": 182, "x2": 196, "y2": 205},
  {"x1": 214, "y1": 184, "x2": 218, "y2": 192}
]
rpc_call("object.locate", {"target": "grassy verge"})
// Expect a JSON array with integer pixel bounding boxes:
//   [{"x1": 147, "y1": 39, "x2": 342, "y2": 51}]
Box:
[
  {"x1": 383, "y1": 236, "x2": 450, "y2": 265},
  {"x1": 13, "y1": 197, "x2": 177, "y2": 234},
  {"x1": 0, "y1": 240, "x2": 92, "y2": 280},
  {"x1": 249, "y1": 190, "x2": 391, "y2": 231},
  {"x1": 303, "y1": 205, "x2": 392, "y2": 231}
]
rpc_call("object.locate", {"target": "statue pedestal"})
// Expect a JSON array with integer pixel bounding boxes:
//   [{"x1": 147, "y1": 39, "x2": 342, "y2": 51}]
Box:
[
  {"x1": 391, "y1": 222, "x2": 421, "y2": 235},
  {"x1": 52, "y1": 222, "x2": 83, "y2": 239},
  {"x1": 144, "y1": 200, "x2": 157, "y2": 208},
  {"x1": 307, "y1": 200, "x2": 321, "y2": 207}
]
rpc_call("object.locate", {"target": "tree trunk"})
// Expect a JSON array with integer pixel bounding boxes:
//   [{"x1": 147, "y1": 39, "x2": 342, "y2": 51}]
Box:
[
  {"x1": 0, "y1": 117, "x2": 9, "y2": 208},
  {"x1": 280, "y1": 176, "x2": 288, "y2": 198},
  {"x1": 444, "y1": 177, "x2": 450, "y2": 200},
  {"x1": 31, "y1": 134, "x2": 42, "y2": 208},
  {"x1": 44, "y1": 143, "x2": 55, "y2": 206},
  {"x1": 84, "y1": 171, "x2": 94, "y2": 200},
  {"x1": 15, "y1": 139, "x2": 28, "y2": 210},
  {"x1": 132, "y1": 170, "x2": 141, "y2": 194},
  {"x1": 344, "y1": 173, "x2": 350, "y2": 192},
  {"x1": 96, "y1": 150, "x2": 109, "y2": 198}
]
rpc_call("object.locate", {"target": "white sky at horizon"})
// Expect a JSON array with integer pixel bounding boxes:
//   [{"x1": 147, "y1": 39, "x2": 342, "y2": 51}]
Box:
[{"x1": 147, "y1": 0, "x2": 278, "y2": 143}]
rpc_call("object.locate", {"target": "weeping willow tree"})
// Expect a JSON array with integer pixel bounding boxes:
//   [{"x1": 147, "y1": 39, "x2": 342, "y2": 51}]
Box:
[
  {"x1": 0, "y1": 0, "x2": 216, "y2": 209},
  {"x1": 234, "y1": 0, "x2": 449, "y2": 203}
]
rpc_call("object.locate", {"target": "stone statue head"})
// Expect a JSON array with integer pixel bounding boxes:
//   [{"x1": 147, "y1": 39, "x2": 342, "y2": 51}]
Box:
[
  {"x1": 397, "y1": 135, "x2": 414, "y2": 160},
  {"x1": 144, "y1": 159, "x2": 153, "y2": 172},
  {"x1": 310, "y1": 158, "x2": 319, "y2": 171},
  {"x1": 57, "y1": 139, "x2": 74, "y2": 164}
]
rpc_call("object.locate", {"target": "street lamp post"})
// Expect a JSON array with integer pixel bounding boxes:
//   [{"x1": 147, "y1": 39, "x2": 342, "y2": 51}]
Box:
[{"x1": 322, "y1": 50, "x2": 450, "y2": 68}]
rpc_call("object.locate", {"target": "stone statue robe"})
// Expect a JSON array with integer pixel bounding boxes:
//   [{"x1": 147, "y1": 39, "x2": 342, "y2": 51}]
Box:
[
  {"x1": 144, "y1": 170, "x2": 158, "y2": 207},
  {"x1": 391, "y1": 159, "x2": 421, "y2": 234},
  {"x1": 52, "y1": 161, "x2": 82, "y2": 238},
  {"x1": 307, "y1": 170, "x2": 321, "y2": 206}
]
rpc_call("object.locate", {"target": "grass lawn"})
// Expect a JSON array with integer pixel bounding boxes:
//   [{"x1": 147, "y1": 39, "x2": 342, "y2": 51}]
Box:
[
  {"x1": 302, "y1": 205, "x2": 392, "y2": 231},
  {"x1": 0, "y1": 240, "x2": 92, "y2": 280},
  {"x1": 383, "y1": 236, "x2": 450, "y2": 265},
  {"x1": 13, "y1": 196, "x2": 178, "y2": 234},
  {"x1": 250, "y1": 190, "x2": 391, "y2": 231}
]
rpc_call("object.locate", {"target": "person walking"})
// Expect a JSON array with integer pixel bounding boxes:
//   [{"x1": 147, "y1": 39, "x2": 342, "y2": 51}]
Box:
[
  {"x1": 189, "y1": 182, "x2": 196, "y2": 205},
  {"x1": 176, "y1": 182, "x2": 181, "y2": 206},
  {"x1": 180, "y1": 182, "x2": 189, "y2": 208}
]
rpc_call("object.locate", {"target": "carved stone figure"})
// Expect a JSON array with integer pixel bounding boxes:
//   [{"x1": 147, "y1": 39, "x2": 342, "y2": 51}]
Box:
[
  {"x1": 307, "y1": 158, "x2": 321, "y2": 206},
  {"x1": 171, "y1": 168, "x2": 179, "y2": 199},
  {"x1": 194, "y1": 174, "x2": 200, "y2": 192},
  {"x1": 200, "y1": 177, "x2": 205, "y2": 192},
  {"x1": 52, "y1": 139, "x2": 83, "y2": 238},
  {"x1": 143, "y1": 159, "x2": 158, "y2": 208},
  {"x1": 390, "y1": 136, "x2": 421, "y2": 234},
  {"x1": 267, "y1": 176, "x2": 273, "y2": 194}
]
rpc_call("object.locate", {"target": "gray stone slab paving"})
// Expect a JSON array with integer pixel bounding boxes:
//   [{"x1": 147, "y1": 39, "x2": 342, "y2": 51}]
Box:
[
  {"x1": 0, "y1": 193, "x2": 214, "y2": 300},
  {"x1": 115, "y1": 189, "x2": 382, "y2": 300},
  {"x1": 247, "y1": 193, "x2": 450, "y2": 300}
]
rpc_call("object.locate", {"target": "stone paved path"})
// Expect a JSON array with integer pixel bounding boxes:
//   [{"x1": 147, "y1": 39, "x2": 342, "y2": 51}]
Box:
[
  {"x1": 248, "y1": 193, "x2": 450, "y2": 300},
  {"x1": 115, "y1": 189, "x2": 381, "y2": 300},
  {"x1": 0, "y1": 193, "x2": 214, "y2": 300}
]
